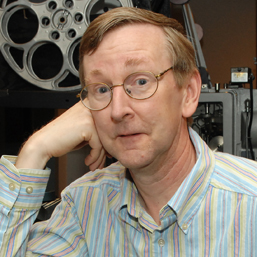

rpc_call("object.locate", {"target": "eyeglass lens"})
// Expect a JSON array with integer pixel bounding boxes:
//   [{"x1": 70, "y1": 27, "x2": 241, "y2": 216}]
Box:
[{"x1": 80, "y1": 71, "x2": 158, "y2": 110}]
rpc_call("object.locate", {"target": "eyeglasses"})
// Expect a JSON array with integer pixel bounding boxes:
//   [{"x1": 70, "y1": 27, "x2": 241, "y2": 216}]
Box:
[{"x1": 79, "y1": 66, "x2": 173, "y2": 111}]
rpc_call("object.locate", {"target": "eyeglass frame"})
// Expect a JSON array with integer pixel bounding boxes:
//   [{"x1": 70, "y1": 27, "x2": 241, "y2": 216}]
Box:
[{"x1": 79, "y1": 66, "x2": 174, "y2": 111}]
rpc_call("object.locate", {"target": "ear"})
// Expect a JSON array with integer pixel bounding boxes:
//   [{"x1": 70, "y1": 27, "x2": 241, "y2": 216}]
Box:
[{"x1": 182, "y1": 70, "x2": 201, "y2": 118}]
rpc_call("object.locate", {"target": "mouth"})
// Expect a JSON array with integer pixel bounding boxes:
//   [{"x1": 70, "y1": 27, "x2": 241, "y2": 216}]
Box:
[
  {"x1": 117, "y1": 133, "x2": 144, "y2": 143},
  {"x1": 115, "y1": 132, "x2": 145, "y2": 149},
  {"x1": 120, "y1": 133, "x2": 140, "y2": 137},
  {"x1": 118, "y1": 131, "x2": 144, "y2": 138}
]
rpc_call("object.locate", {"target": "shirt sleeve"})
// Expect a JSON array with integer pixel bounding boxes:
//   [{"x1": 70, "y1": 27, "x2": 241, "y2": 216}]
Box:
[
  {"x1": 0, "y1": 155, "x2": 50, "y2": 256},
  {"x1": 26, "y1": 189, "x2": 89, "y2": 256}
]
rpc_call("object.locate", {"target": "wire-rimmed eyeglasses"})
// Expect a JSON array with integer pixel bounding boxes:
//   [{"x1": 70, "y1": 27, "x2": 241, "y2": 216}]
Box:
[{"x1": 79, "y1": 66, "x2": 173, "y2": 111}]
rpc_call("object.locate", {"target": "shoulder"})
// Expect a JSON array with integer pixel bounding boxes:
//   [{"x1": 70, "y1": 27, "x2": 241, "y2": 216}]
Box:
[
  {"x1": 59, "y1": 162, "x2": 125, "y2": 221},
  {"x1": 71, "y1": 161, "x2": 125, "y2": 188},
  {"x1": 62, "y1": 161, "x2": 126, "y2": 195},
  {"x1": 211, "y1": 152, "x2": 257, "y2": 196}
]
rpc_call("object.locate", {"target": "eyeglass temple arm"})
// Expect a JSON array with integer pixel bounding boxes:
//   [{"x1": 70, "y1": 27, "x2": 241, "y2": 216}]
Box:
[{"x1": 156, "y1": 66, "x2": 173, "y2": 79}]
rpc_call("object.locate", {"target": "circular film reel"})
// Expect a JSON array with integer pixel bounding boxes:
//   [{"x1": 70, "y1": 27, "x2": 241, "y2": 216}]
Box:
[{"x1": 0, "y1": 0, "x2": 133, "y2": 91}]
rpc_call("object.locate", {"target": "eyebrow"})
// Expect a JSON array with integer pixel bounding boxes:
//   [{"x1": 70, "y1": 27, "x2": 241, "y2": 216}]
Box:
[
  {"x1": 85, "y1": 69, "x2": 102, "y2": 84},
  {"x1": 86, "y1": 57, "x2": 149, "y2": 83},
  {"x1": 124, "y1": 57, "x2": 148, "y2": 67},
  {"x1": 88, "y1": 69, "x2": 102, "y2": 77}
]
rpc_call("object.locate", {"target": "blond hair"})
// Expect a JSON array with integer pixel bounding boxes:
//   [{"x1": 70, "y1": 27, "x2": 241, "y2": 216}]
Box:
[{"x1": 79, "y1": 7, "x2": 197, "y2": 87}]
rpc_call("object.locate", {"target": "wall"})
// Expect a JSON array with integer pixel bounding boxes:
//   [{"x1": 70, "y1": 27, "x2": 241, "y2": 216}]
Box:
[{"x1": 189, "y1": 0, "x2": 256, "y2": 88}]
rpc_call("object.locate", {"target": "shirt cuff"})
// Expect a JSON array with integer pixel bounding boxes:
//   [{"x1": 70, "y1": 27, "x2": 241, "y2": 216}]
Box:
[{"x1": 0, "y1": 155, "x2": 51, "y2": 214}]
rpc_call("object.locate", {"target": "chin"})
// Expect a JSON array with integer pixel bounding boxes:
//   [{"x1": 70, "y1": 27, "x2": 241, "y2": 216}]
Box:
[
  {"x1": 115, "y1": 152, "x2": 152, "y2": 170},
  {"x1": 104, "y1": 140, "x2": 154, "y2": 169}
]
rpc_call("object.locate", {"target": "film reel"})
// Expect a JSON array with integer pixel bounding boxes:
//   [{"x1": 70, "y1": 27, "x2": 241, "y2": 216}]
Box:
[{"x1": 0, "y1": 0, "x2": 133, "y2": 91}]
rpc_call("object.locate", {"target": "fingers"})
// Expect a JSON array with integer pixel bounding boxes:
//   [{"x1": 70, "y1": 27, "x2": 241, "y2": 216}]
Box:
[
  {"x1": 98, "y1": 154, "x2": 107, "y2": 169},
  {"x1": 85, "y1": 147, "x2": 106, "y2": 171}
]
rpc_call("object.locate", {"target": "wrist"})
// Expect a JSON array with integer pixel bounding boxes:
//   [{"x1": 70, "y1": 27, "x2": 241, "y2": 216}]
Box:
[{"x1": 15, "y1": 132, "x2": 50, "y2": 169}]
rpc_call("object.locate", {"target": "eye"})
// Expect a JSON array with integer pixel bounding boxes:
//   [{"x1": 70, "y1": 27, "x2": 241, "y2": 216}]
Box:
[
  {"x1": 130, "y1": 74, "x2": 150, "y2": 87},
  {"x1": 136, "y1": 78, "x2": 148, "y2": 86},
  {"x1": 124, "y1": 72, "x2": 154, "y2": 92},
  {"x1": 97, "y1": 86, "x2": 109, "y2": 94},
  {"x1": 93, "y1": 84, "x2": 110, "y2": 94}
]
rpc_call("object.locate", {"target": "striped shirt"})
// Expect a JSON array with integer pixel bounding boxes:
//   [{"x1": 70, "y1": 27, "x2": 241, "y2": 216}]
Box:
[{"x1": 1, "y1": 128, "x2": 257, "y2": 256}]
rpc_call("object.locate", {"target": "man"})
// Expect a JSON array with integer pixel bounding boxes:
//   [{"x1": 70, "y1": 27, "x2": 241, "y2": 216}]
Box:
[{"x1": 0, "y1": 7, "x2": 257, "y2": 256}]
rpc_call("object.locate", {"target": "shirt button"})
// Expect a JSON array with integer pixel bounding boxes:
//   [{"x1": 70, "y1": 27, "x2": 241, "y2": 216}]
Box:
[
  {"x1": 9, "y1": 183, "x2": 15, "y2": 191},
  {"x1": 26, "y1": 186, "x2": 33, "y2": 194},
  {"x1": 182, "y1": 223, "x2": 188, "y2": 230},
  {"x1": 158, "y1": 238, "x2": 165, "y2": 247}
]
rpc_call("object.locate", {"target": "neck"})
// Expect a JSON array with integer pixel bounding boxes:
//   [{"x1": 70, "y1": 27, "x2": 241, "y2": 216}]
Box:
[{"x1": 129, "y1": 126, "x2": 196, "y2": 225}]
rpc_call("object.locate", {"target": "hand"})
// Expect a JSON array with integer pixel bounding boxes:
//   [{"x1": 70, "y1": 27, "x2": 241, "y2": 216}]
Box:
[{"x1": 15, "y1": 102, "x2": 107, "y2": 171}]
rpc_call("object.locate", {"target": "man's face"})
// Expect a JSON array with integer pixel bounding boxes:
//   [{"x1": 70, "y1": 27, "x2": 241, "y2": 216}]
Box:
[{"x1": 83, "y1": 24, "x2": 188, "y2": 170}]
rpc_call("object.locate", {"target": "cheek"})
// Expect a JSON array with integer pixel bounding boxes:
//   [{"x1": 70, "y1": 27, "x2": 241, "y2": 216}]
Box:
[
  {"x1": 149, "y1": 94, "x2": 184, "y2": 140},
  {"x1": 164, "y1": 89, "x2": 184, "y2": 115},
  {"x1": 153, "y1": 90, "x2": 183, "y2": 118},
  {"x1": 92, "y1": 112, "x2": 111, "y2": 138}
]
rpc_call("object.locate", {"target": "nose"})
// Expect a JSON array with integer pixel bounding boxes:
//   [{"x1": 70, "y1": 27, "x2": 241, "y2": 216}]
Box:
[{"x1": 110, "y1": 85, "x2": 134, "y2": 121}]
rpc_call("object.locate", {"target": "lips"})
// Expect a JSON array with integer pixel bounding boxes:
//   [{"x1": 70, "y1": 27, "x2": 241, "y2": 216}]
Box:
[
  {"x1": 116, "y1": 131, "x2": 143, "y2": 138},
  {"x1": 120, "y1": 133, "x2": 140, "y2": 137},
  {"x1": 117, "y1": 133, "x2": 144, "y2": 145},
  {"x1": 114, "y1": 126, "x2": 146, "y2": 140}
]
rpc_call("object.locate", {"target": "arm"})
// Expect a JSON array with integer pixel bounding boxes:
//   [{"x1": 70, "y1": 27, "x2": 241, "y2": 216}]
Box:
[
  {"x1": 16, "y1": 101, "x2": 106, "y2": 171},
  {"x1": 0, "y1": 156, "x2": 50, "y2": 256},
  {"x1": 0, "y1": 157, "x2": 89, "y2": 256},
  {"x1": 0, "y1": 102, "x2": 104, "y2": 256}
]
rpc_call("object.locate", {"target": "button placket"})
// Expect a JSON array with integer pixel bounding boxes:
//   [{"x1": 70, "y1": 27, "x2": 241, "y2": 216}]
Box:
[
  {"x1": 26, "y1": 186, "x2": 33, "y2": 194},
  {"x1": 9, "y1": 183, "x2": 15, "y2": 191},
  {"x1": 158, "y1": 238, "x2": 165, "y2": 247}
]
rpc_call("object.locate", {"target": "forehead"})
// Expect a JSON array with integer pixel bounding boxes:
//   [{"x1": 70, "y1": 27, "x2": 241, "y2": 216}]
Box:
[
  {"x1": 97, "y1": 23, "x2": 167, "y2": 51},
  {"x1": 83, "y1": 24, "x2": 171, "y2": 78}
]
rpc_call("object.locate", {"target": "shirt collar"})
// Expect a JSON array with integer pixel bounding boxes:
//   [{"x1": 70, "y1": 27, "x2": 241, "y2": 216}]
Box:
[
  {"x1": 120, "y1": 172, "x2": 164, "y2": 232},
  {"x1": 167, "y1": 127, "x2": 215, "y2": 234},
  {"x1": 119, "y1": 170, "x2": 144, "y2": 231},
  {"x1": 119, "y1": 170, "x2": 141, "y2": 218}
]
